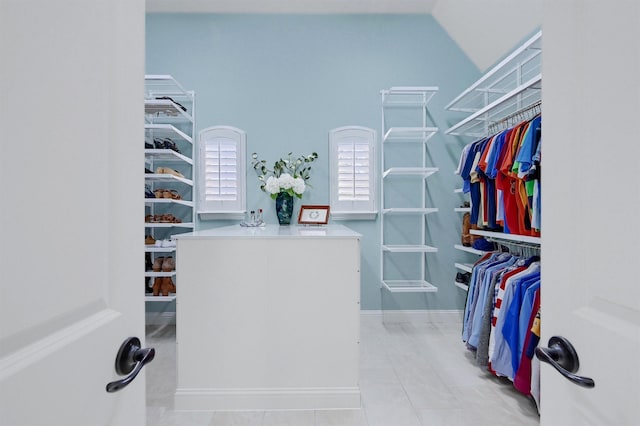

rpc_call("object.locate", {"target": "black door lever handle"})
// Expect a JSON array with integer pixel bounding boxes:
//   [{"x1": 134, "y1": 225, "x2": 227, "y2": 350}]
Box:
[
  {"x1": 106, "y1": 337, "x2": 155, "y2": 393},
  {"x1": 535, "y1": 336, "x2": 595, "y2": 388}
]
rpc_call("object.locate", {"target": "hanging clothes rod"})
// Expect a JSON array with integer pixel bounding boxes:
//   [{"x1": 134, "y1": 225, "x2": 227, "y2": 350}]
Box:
[{"x1": 487, "y1": 100, "x2": 542, "y2": 136}]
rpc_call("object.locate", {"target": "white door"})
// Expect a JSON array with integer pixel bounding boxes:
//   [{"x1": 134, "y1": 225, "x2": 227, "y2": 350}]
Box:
[
  {"x1": 542, "y1": 0, "x2": 640, "y2": 424},
  {"x1": 0, "y1": 1, "x2": 146, "y2": 425}
]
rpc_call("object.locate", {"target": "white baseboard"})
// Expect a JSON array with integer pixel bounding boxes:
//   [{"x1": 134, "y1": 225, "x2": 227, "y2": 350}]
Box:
[
  {"x1": 145, "y1": 311, "x2": 176, "y2": 326},
  {"x1": 174, "y1": 386, "x2": 361, "y2": 411},
  {"x1": 360, "y1": 309, "x2": 463, "y2": 323}
]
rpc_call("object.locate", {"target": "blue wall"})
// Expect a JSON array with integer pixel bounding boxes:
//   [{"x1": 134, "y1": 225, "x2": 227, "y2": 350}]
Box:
[{"x1": 146, "y1": 13, "x2": 481, "y2": 310}]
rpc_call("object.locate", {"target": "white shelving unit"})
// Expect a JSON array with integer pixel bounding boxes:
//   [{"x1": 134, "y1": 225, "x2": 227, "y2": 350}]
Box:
[
  {"x1": 144, "y1": 75, "x2": 195, "y2": 303},
  {"x1": 446, "y1": 31, "x2": 542, "y2": 291},
  {"x1": 380, "y1": 87, "x2": 439, "y2": 293}
]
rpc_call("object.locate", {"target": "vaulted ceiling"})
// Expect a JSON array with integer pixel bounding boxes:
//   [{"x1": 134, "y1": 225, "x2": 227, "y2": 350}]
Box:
[{"x1": 145, "y1": 0, "x2": 542, "y2": 71}]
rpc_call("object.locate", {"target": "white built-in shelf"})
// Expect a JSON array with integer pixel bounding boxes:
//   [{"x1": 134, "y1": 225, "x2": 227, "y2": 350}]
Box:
[
  {"x1": 145, "y1": 173, "x2": 193, "y2": 186},
  {"x1": 454, "y1": 281, "x2": 469, "y2": 292},
  {"x1": 145, "y1": 294, "x2": 177, "y2": 302},
  {"x1": 382, "y1": 279, "x2": 438, "y2": 293},
  {"x1": 144, "y1": 222, "x2": 194, "y2": 229},
  {"x1": 454, "y1": 188, "x2": 463, "y2": 193},
  {"x1": 144, "y1": 149, "x2": 194, "y2": 165},
  {"x1": 382, "y1": 208, "x2": 438, "y2": 215},
  {"x1": 454, "y1": 207, "x2": 471, "y2": 212},
  {"x1": 383, "y1": 167, "x2": 438, "y2": 178},
  {"x1": 454, "y1": 244, "x2": 487, "y2": 255},
  {"x1": 470, "y1": 229, "x2": 541, "y2": 245},
  {"x1": 454, "y1": 262, "x2": 474, "y2": 273},
  {"x1": 145, "y1": 198, "x2": 194, "y2": 208},
  {"x1": 383, "y1": 127, "x2": 439, "y2": 143},
  {"x1": 382, "y1": 244, "x2": 438, "y2": 253},
  {"x1": 145, "y1": 124, "x2": 193, "y2": 144}
]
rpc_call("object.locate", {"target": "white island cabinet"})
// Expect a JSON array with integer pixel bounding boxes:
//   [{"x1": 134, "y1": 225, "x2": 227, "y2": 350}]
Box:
[{"x1": 173, "y1": 224, "x2": 362, "y2": 411}]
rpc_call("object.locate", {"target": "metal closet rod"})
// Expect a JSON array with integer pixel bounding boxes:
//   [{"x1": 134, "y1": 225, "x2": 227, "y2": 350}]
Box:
[{"x1": 487, "y1": 100, "x2": 542, "y2": 135}]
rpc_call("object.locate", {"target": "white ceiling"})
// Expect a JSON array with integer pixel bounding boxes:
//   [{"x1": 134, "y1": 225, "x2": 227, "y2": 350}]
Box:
[{"x1": 144, "y1": 0, "x2": 542, "y2": 71}]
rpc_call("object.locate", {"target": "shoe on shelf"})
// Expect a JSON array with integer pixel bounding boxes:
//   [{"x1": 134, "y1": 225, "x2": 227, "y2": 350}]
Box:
[
  {"x1": 156, "y1": 167, "x2": 184, "y2": 178},
  {"x1": 154, "y1": 188, "x2": 165, "y2": 198},
  {"x1": 155, "y1": 96, "x2": 187, "y2": 112},
  {"x1": 161, "y1": 239, "x2": 176, "y2": 248},
  {"x1": 145, "y1": 167, "x2": 153, "y2": 174},
  {"x1": 152, "y1": 277, "x2": 163, "y2": 296},
  {"x1": 162, "y1": 256, "x2": 175, "y2": 272},
  {"x1": 152, "y1": 256, "x2": 165, "y2": 272},
  {"x1": 160, "y1": 277, "x2": 176, "y2": 296},
  {"x1": 145, "y1": 185, "x2": 155, "y2": 198},
  {"x1": 145, "y1": 142, "x2": 153, "y2": 149},
  {"x1": 145, "y1": 235, "x2": 156, "y2": 245},
  {"x1": 163, "y1": 138, "x2": 181, "y2": 153},
  {"x1": 153, "y1": 138, "x2": 165, "y2": 149},
  {"x1": 163, "y1": 189, "x2": 182, "y2": 200}
]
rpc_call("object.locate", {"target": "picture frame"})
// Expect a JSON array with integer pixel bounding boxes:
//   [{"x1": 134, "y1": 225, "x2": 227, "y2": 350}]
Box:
[{"x1": 298, "y1": 205, "x2": 330, "y2": 225}]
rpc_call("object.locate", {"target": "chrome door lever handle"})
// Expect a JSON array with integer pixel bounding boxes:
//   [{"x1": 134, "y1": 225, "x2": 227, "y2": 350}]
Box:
[
  {"x1": 106, "y1": 337, "x2": 155, "y2": 393},
  {"x1": 535, "y1": 336, "x2": 595, "y2": 388}
]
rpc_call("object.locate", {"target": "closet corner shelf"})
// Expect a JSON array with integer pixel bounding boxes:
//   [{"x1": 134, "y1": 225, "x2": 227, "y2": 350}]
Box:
[
  {"x1": 445, "y1": 74, "x2": 542, "y2": 137},
  {"x1": 145, "y1": 294, "x2": 177, "y2": 302},
  {"x1": 453, "y1": 281, "x2": 469, "y2": 292},
  {"x1": 454, "y1": 244, "x2": 487, "y2": 255},
  {"x1": 445, "y1": 31, "x2": 541, "y2": 113},
  {"x1": 145, "y1": 199, "x2": 194, "y2": 208},
  {"x1": 383, "y1": 127, "x2": 438, "y2": 143},
  {"x1": 454, "y1": 262, "x2": 473, "y2": 273},
  {"x1": 382, "y1": 244, "x2": 438, "y2": 253},
  {"x1": 382, "y1": 279, "x2": 438, "y2": 293},
  {"x1": 382, "y1": 208, "x2": 438, "y2": 215},
  {"x1": 144, "y1": 149, "x2": 194, "y2": 165},
  {"x1": 144, "y1": 124, "x2": 193, "y2": 144},
  {"x1": 470, "y1": 229, "x2": 541, "y2": 245},
  {"x1": 454, "y1": 207, "x2": 471, "y2": 212},
  {"x1": 145, "y1": 173, "x2": 194, "y2": 186},
  {"x1": 381, "y1": 86, "x2": 439, "y2": 106},
  {"x1": 383, "y1": 167, "x2": 438, "y2": 178}
]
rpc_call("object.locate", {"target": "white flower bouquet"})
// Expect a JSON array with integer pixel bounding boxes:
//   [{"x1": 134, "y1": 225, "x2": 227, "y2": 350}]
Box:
[{"x1": 251, "y1": 152, "x2": 318, "y2": 199}]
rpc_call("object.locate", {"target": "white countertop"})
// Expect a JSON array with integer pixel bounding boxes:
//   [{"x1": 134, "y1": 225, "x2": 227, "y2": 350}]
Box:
[{"x1": 174, "y1": 224, "x2": 361, "y2": 239}]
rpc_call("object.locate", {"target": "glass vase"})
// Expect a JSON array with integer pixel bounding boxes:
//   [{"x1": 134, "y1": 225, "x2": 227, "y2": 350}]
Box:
[{"x1": 275, "y1": 192, "x2": 294, "y2": 225}]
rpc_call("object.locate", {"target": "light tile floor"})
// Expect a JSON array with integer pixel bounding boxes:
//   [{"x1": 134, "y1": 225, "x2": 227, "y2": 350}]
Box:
[{"x1": 146, "y1": 312, "x2": 540, "y2": 426}]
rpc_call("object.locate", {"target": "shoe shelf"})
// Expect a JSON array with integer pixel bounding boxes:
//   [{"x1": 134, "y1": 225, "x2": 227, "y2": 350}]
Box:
[
  {"x1": 145, "y1": 222, "x2": 194, "y2": 229},
  {"x1": 454, "y1": 262, "x2": 474, "y2": 273},
  {"x1": 145, "y1": 173, "x2": 193, "y2": 186},
  {"x1": 145, "y1": 270, "x2": 176, "y2": 278},
  {"x1": 454, "y1": 244, "x2": 487, "y2": 255},
  {"x1": 453, "y1": 281, "x2": 469, "y2": 292},
  {"x1": 383, "y1": 127, "x2": 439, "y2": 143},
  {"x1": 145, "y1": 124, "x2": 193, "y2": 145},
  {"x1": 380, "y1": 86, "x2": 440, "y2": 297},
  {"x1": 145, "y1": 198, "x2": 194, "y2": 208},
  {"x1": 145, "y1": 246, "x2": 177, "y2": 253},
  {"x1": 145, "y1": 99, "x2": 193, "y2": 123},
  {"x1": 382, "y1": 167, "x2": 438, "y2": 178},
  {"x1": 144, "y1": 75, "x2": 195, "y2": 309},
  {"x1": 145, "y1": 294, "x2": 177, "y2": 302},
  {"x1": 382, "y1": 207, "x2": 438, "y2": 215},
  {"x1": 382, "y1": 244, "x2": 438, "y2": 253},
  {"x1": 144, "y1": 149, "x2": 194, "y2": 165},
  {"x1": 382, "y1": 279, "x2": 438, "y2": 293}
]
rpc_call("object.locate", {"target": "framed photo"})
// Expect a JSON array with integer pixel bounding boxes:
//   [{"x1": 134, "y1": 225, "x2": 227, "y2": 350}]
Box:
[{"x1": 298, "y1": 205, "x2": 330, "y2": 225}]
